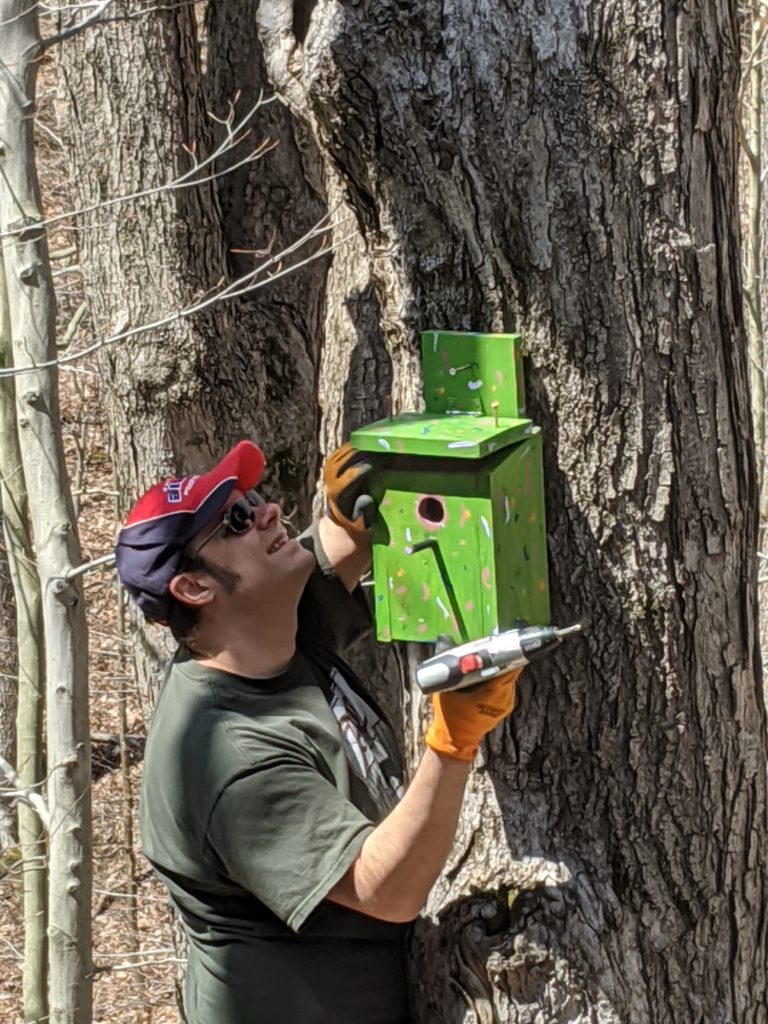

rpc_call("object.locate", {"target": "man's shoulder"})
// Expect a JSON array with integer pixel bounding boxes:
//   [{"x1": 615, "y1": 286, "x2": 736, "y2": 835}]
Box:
[{"x1": 148, "y1": 650, "x2": 340, "y2": 773}]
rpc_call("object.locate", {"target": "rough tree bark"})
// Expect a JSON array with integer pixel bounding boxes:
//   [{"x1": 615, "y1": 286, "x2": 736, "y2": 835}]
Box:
[
  {"x1": 743, "y1": 4, "x2": 766, "y2": 520},
  {"x1": 0, "y1": 3, "x2": 91, "y2": 1022},
  {"x1": 202, "y1": 0, "x2": 407, "y2": 737},
  {"x1": 252, "y1": 2, "x2": 768, "y2": 1022},
  {"x1": 58, "y1": 0, "x2": 326, "y2": 505}
]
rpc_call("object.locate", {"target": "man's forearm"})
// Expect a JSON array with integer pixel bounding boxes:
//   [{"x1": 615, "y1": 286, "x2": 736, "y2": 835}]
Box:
[
  {"x1": 316, "y1": 514, "x2": 371, "y2": 592},
  {"x1": 327, "y1": 748, "x2": 471, "y2": 922}
]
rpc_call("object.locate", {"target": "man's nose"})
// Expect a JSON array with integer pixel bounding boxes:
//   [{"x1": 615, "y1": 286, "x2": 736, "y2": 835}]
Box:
[{"x1": 253, "y1": 503, "x2": 281, "y2": 530}]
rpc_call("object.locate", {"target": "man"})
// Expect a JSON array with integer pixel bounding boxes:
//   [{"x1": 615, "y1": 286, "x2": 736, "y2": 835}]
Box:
[{"x1": 115, "y1": 439, "x2": 520, "y2": 1024}]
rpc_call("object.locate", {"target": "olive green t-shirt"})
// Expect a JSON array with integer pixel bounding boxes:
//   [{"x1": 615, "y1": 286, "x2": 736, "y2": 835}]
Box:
[{"x1": 140, "y1": 561, "x2": 409, "y2": 1024}]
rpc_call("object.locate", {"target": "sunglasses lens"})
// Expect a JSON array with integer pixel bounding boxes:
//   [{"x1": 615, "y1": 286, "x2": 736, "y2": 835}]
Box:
[{"x1": 227, "y1": 499, "x2": 255, "y2": 533}]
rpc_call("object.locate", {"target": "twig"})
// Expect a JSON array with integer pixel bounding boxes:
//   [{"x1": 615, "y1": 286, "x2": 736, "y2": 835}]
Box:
[
  {"x1": 0, "y1": 212, "x2": 348, "y2": 379},
  {"x1": 49, "y1": 244, "x2": 77, "y2": 260},
  {"x1": 0, "y1": 754, "x2": 50, "y2": 830},
  {"x1": 57, "y1": 300, "x2": 88, "y2": 349},
  {"x1": 40, "y1": 0, "x2": 117, "y2": 50},
  {"x1": 0, "y1": 97, "x2": 277, "y2": 242},
  {"x1": 61, "y1": 552, "x2": 116, "y2": 580}
]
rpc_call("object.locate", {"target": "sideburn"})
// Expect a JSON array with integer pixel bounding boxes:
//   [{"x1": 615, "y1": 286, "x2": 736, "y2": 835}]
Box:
[
  {"x1": 169, "y1": 553, "x2": 240, "y2": 652},
  {"x1": 199, "y1": 555, "x2": 240, "y2": 595}
]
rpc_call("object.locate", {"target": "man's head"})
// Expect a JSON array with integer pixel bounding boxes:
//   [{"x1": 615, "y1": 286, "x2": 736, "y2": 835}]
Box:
[{"x1": 115, "y1": 442, "x2": 313, "y2": 646}]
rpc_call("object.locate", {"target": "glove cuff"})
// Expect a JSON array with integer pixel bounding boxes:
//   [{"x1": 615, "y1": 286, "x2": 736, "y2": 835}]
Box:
[{"x1": 424, "y1": 724, "x2": 478, "y2": 763}]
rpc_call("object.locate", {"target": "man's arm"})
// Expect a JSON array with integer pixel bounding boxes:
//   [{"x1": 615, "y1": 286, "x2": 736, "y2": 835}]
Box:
[
  {"x1": 327, "y1": 670, "x2": 521, "y2": 923},
  {"x1": 317, "y1": 514, "x2": 371, "y2": 593},
  {"x1": 327, "y1": 747, "x2": 469, "y2": 922}
]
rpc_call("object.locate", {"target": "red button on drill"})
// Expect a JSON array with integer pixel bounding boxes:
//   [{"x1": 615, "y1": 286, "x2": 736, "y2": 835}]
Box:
[{"x1": 459, "y1": 653, "x2": 483, "y2": 674}]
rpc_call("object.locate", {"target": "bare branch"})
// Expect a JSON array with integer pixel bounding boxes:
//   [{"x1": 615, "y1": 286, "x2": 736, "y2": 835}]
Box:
[
  {"x1": 57, "y1": 300, "x2": 87, "y2": 349},
  {"x1": 0, "y1": 96, "x2": 278, "y2": 244},
  {"x1": 0, "y1": 754, "x2": 50, "y2": 830},
  {"x1": 49, "y1": 244, "x2": 77, "y2": 260},
  {"x1": 0, "y1": 212, "x2": 350, "y2": 379},
  {"x1": 62, "y1": 552, "x2": 115, "y2": 580},
  {"x1": 40, "y1": 0, "x2": 117, "y2": 50}
]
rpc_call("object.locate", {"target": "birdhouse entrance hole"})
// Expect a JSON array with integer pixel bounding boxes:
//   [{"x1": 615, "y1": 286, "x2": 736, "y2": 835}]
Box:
[{"x1": 417, "y1": 495, "x2": 445, "y2": 525}]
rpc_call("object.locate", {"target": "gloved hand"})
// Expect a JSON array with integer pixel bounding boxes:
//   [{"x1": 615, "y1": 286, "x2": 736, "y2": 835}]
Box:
[
  {"x1": 323, "y1": 442, "x2": 378, "y2": 533},
  {"x1": 425, "y1": 669, "x2": 522, "y2": 761}
]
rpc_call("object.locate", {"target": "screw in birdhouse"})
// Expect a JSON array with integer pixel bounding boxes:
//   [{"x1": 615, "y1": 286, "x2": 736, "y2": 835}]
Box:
[
  {"x1": 405, "y1": 538, "x2": 437, "y2": 556},
  {"x1": 491, "y1": 401, "x2": 500, "y2": 428},
  {"x1": 448, "y1": 362, "x2": 477, "y2": 377}
]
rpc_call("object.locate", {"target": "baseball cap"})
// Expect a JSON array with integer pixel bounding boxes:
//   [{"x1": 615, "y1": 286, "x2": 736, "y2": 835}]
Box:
[{"x1": 115, "y1": 440, "x2": 266, "y2": 621}]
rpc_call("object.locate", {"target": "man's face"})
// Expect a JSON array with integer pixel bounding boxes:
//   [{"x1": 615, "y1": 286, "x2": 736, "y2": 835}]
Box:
[{"x1": 180, "y1": 488, "x2": 314, "y2": 613}]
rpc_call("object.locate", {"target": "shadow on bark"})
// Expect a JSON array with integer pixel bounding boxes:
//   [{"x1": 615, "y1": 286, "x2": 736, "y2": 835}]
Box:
[{"x1": 340, "y1": 286, "x2": 394, "y2": 441}]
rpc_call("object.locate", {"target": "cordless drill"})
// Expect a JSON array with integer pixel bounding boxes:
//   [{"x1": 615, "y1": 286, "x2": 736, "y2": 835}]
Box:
[{"x1": 415, "y1": 623, "x2": 582, "y2": 694}]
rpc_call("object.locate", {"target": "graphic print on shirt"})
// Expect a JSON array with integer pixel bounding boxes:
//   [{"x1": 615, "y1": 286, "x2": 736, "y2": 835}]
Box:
[{"x1": 327, "y1": 667, "x2": 405, "y2": 816}]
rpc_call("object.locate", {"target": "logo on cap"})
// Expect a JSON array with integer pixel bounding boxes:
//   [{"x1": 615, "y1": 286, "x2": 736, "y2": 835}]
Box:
[{"x1": 163, "y1": 480, "x2": 184, "y2": 504}]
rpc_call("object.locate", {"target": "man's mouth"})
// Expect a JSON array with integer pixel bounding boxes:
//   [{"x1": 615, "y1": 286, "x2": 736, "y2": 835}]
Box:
[{"x1": 267, "y1": 533, "x2": 290, "y2": 555}]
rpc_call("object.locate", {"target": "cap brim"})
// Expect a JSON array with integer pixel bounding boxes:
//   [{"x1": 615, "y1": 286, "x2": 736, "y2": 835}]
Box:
[{"x1": 196, "y1": 440, "x2": 266, "y2": 497}]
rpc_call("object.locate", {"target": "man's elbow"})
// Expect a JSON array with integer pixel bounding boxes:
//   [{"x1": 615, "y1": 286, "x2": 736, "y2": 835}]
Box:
[
  {"x1": 327, "y1": 866, "x2": 422, "y2": 923},
  {"x1": 368, "y1": 899, "x2": 421, "y2": 924}
]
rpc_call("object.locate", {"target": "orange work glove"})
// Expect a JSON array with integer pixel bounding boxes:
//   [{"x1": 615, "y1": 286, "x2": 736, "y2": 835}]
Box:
[
  {"x1": 425, "y1": 669, "x2": 522, "y2": 761},
  {"x1": 323, "y1": 442, "x2": 379, "y2": 533}
]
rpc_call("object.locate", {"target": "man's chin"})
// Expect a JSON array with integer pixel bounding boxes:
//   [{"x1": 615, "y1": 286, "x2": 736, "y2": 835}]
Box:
[{"x1": 270, "y1": 538, "x2": 315, "y2": 579}]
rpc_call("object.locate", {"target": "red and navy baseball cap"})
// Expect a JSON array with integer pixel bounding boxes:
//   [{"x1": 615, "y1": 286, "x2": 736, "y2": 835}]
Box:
[{"x1": 115, "y1": 441, "x2": 266, "y2": 622}]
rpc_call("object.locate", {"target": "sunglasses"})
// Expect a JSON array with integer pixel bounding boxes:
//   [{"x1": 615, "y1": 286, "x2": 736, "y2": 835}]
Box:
[{"x1": 190, "y1": 489, "x2": 265, "y2": 557}]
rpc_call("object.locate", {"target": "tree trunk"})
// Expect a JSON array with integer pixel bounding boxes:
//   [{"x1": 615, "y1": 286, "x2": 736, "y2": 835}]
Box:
[
  {"x1": 0, "y1": 5, "x2": 91, "y2": 1021},
  {"x1": 0, "y1": 492, "x2": 16, "y2": 796},
  {"x1": 0, "y1": 254, "x2": 47, "y2": 1022},
  {"x1": 0, "y1": 220, "x2": 18, "y2": 862},
  {"x1": 252, "y1": 2, "x2": 768, "y2": 1021},
  {"x1": 0, "y1": 496, "x2": 17, "y2": 852},
  {"x1": 0, "y1": 236, "x2": 18, "y2": 861},
  {"x1": 745, "y1": 4, "x2": 765, "y2": 505}
]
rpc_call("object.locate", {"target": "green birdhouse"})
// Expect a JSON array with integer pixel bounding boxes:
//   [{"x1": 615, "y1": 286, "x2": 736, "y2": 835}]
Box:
[{"x1": 350, "y1": 331, "x2": 550, "y2": 645}]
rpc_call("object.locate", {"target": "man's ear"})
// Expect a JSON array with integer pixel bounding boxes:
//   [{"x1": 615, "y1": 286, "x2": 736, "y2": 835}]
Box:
[{"x1": 168, "y1": 571, "x2": 216, "y2": 609}]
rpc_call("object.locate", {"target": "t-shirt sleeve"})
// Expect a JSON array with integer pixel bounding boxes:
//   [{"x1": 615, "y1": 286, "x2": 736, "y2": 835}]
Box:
[
  {"x1": 297, "y1": 520, "x2": 372, "y2": 652},
  {"x1": 206, "y1": 756, "x2": 374, "y2": 932}
]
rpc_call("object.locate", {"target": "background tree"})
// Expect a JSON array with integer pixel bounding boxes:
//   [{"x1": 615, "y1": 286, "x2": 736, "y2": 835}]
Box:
[
  {"x1": 0, "y1": 3, "x2": 91, "y2": 1021},
  {"x1": 0, "y1": 258, "x2": 47, "y2": 1021},
  {"x1": 42, "y1": 0, "x2": 768, "y2": 1021}
]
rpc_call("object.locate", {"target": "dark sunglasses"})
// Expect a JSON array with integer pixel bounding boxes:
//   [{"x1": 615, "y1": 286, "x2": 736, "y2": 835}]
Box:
[{"x1": 190, "y1": 489, "x2": 265, "y2": 557}]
